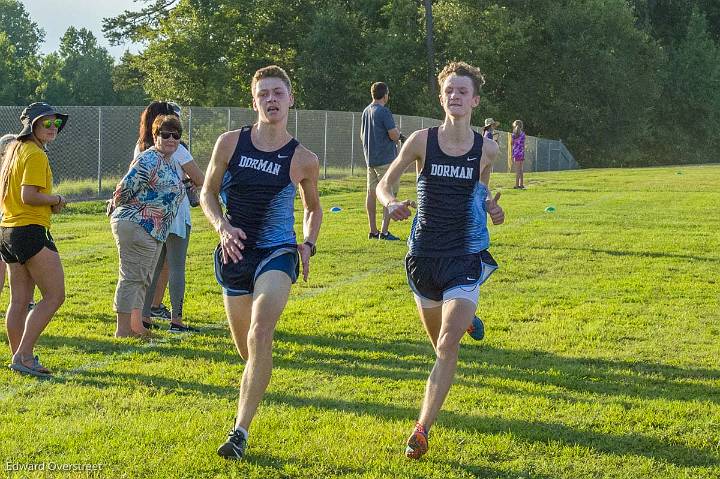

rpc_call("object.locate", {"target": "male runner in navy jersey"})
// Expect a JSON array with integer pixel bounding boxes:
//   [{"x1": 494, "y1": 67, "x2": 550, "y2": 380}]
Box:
[
  {"x1": 377, "y1": 61, "x2": 504, "y2": 459},
  {"x1": 200, "y1": 65, "x2": 322, "y2": 460}
]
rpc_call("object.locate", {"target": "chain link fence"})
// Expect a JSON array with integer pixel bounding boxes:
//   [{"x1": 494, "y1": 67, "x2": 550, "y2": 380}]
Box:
[{"x1": 0, "y1": 106, "x2": 577, "y2": 200}]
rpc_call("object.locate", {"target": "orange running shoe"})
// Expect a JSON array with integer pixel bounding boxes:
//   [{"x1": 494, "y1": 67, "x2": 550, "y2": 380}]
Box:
[
  {"x1": 466, "y1": 316, "x2": 485, "y2": 340},
  {"x1": 405, "y1": 422, "x2": 429, "y2": 459}
]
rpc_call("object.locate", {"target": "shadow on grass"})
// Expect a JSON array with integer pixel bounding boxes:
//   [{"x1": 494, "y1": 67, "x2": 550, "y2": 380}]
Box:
[
  {"x1": 24, "y1": 330, "x2": 719, "y2": 468},
  {"x1": 274, "y1": 331, "x2": 720, "y2": 404},
  {"x1": 240, "y1": 452, "x2": 555, "y2": 479},
  {"x1": 238, "y1": 451, "x2": 369, "y2": 478},
  {"x1": 263, "y1": 392, "x2": 719, "y2": 468},
  {"x1": 63, "y1": 369, "x2": 237, "y2": 398},
  {"x1": 35, "y1": 329, "x2": 720, "y2": 407},
  {"x1": 445, "y1": 463, "x2": 555, "y2": 479},
  {"x1": 496, "y1": 242, "x2": 720, "y2": 264}
]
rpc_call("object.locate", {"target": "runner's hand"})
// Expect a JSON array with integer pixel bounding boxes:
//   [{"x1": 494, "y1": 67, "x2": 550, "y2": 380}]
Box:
[
  {"x1": 297, "y1": 243, "x2": 312, "y2": 281},
  {"x1": 486, "y1": 192, "x2": 504, "y2": 225},
  {"x1": 217, "y1": 222, "x2": 247, "y2": 263},
  {"x1": 387, "y1": 199, "x2": 415, "y2": 221}
]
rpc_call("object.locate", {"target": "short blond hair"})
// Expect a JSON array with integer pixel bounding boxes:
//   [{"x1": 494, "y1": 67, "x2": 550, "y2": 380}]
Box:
[
  {"x1": 251, "y1": 65, "x2": 292, "y2": 94},
  {"x1": 437, "y1": 61, "x2": 485, "y2": 96}
]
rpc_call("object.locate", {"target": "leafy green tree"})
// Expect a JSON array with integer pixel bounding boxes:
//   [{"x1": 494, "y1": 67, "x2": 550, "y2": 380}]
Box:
[
  {"x1": 35, "y1": 52, "x2": 68, "y2": 103},
  {"x1": 37, "y1": 27, "x2": 116, "y2": 105},
  {"x1": 100, "y1": 0, "x2": 720, "y2": 166},
  {"x1": 59, "y1": 27, "x2": 116, "y2": 105},
  {"x1": 351, "y1": 0, "x2": 431, "y2": 115},
  {"x1": 628, "y1": 0, "x2": 720, "y2": 45},
  {"x1": 0, "y1": 0, "x2": 43, "y2": 103},
  {"x1": 112, "y1": 52, "x2": 150, "y2": 106},
  {"x1": 295, "y1": 4, "x2": 367, "y2": 110},
  {"x1": 102, "y1": 0, "x2": 429, "y2": 112},
  {"x1": 652, "y1": 7, "x2": 720, "y2": 162},
  {"x1": 435, "y1": 0, "x2": 662, "y2": 165},
  {"x1": 0, "y1": 32, "x2": 27, "y2": 103},
  {"x1": 0, "y1": 32, "x2": 25, "y2": 105},
  {"x1": 104, "y1": 0, "x2": 320, "y2": 106},
  {"x1": 0, "y1": 0, "x2": 43, "y2": 59}
]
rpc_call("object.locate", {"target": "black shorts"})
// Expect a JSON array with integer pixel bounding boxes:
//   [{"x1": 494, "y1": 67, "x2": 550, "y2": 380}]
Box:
[
  {"x1": 405, "y1": 250, "x2": 498, "y2": 303},
  {"x1": 0, "y1": 224, "x2": 58, "y2": 264},
  {"x1": 214, "y1": 244, "x2": 299, "y2": 296}
]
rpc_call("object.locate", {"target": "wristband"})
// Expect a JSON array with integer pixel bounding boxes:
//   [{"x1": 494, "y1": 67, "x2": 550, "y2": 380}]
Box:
[
  {"x1": 56, "y1": 195, "x2": 61, "y2": 206},
  {"x1": 303, "y1": 241, "x2": 316, "y2": 257}
]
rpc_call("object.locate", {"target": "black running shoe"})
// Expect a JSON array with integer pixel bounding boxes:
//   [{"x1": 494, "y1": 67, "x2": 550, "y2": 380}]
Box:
[
  {"x1": 217, "y1": 429, "x2": 247, "y2": 460},
  {"x1": 169, "y1": 323, "x2": 200, "y2": 333},
  {"x1": 379, "y1": 231, "x2": 401, "y2": 241},
  {"x1": 150, "y1": 304, "x2": 171, "y2": 320},
  {"x1": 142, "y1": 320, "x2": 162, "y2": 330}
]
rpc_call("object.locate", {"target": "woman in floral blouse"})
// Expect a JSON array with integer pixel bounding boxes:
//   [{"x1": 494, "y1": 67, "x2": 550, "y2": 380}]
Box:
[{"x1": 110, "y1": 115, "x2": 185, "y2": 337}]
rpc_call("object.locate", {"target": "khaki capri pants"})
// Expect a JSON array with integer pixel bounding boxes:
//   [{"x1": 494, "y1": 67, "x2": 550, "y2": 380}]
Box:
[{"x1": 111, "y1": 220, "x2": 163, "y2": 314}]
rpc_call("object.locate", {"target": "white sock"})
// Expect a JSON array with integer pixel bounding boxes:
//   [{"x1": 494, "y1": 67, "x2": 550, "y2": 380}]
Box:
[{"x1": 234, "y1": 426, "x2": 248, "y2": 440}]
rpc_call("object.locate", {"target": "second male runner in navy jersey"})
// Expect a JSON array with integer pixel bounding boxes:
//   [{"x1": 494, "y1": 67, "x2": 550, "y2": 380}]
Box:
[
  {"x1": 377, "y1": 61, "x2": 504, "y2": 459},
  {"x1": 201, "y1": 65, "x2": 322, "y2": 460}
]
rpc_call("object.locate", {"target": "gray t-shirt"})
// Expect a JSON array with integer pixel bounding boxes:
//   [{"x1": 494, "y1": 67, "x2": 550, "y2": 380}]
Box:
[{"x1": 361, "y1": 103, "x2": 397, "y2": 167}]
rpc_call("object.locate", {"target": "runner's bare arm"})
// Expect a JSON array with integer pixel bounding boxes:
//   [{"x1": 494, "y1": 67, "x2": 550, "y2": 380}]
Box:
[
  {"x1": 480, "y1": 137, "x2": 499, "y2": 187},
  {"x1": 376, "y1": 129, "x2": 427, "y2": 220},
  {"x1": 480, "y1": 139, "x2": 504, "y2": 224},
  {"x1": 292, "y1": 145, "x2": 323, "y2": 280},
  {"x1": 201, "y1": 131, "x2": 247, "y2": 263}
]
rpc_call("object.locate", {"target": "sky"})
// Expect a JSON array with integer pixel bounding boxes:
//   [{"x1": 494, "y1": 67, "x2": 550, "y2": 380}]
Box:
[{"x1": 23, "y1": 0, "x2": 142, "y2": 60}]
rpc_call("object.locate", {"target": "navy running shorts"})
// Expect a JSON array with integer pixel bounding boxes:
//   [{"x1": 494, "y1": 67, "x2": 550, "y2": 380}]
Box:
[
  {"x1": 405, "y1": 250, "x2": 498, "y2": 306},
  {"x1": 214, "y1": 244, "x2": 299, "y2": 296}
]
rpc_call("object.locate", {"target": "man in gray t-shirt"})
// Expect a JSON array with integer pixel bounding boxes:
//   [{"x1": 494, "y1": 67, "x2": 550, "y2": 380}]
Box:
[{"x1": 361, "y1": 82, "x2": 401, "y2": 240}]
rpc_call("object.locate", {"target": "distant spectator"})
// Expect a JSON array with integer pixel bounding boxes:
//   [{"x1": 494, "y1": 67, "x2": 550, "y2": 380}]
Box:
[
  {"x1": 512, "y1": 120, "x2": 526, "y2": 189},
  {"x1": 133, "y1": 101, "x2": 204, "y2": 334},
  {"x1": 0, "y1": 103, "x2": 69, "y2": 377},
  {"x1": 361, "y1": 82, "x2": 402, "y2": 240},
  {"x1": 482, "y1": 118, "x2": 499, "y2": 141},
  {"x1": 110, "y1": 115, "x2": 186, "y2": 338}
]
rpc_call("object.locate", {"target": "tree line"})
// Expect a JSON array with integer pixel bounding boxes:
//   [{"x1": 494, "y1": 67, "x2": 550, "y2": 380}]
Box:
[{"x1": 2, "y1": 0, "x2": 719, "y2": 167}]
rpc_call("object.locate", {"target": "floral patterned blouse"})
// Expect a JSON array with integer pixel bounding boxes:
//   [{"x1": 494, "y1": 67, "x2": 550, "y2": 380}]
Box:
[{"x1": 111, "y1": 148, "x2": 185, "y2": 241}]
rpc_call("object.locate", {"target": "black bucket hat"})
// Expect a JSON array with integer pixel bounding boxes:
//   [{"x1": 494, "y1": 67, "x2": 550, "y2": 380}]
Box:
[{"x1": 17, "y1": 102, "x2": 69, "y2": 140}]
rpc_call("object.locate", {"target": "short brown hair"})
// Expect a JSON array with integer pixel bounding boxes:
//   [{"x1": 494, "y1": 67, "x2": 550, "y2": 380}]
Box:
[
  {"x1": 371, "y1": 82, "x2": 388, "y2": 100},
  {"x1": 251, "y1": 65, "x2": 292, "y2": 94},
  {"x1": 437, "y1": 61, "x2": 485, "y2": 95},
  {"x1": 152, "y1": 115, "x2": 182, "y2": 137}
]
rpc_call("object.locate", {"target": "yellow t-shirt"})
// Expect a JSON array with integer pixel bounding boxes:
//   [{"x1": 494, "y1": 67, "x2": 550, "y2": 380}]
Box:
[{"x1": 0, "y1": 141, "x2": 53, "y2": 228}]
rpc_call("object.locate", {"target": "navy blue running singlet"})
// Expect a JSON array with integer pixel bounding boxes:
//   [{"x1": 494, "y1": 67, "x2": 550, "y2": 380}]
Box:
[
  {"x1": 221, "y1": 126, "x2": 299, "y2": 248},
  {"x1": 408, "y1": 127, "x2": 490, "y2": 257}
]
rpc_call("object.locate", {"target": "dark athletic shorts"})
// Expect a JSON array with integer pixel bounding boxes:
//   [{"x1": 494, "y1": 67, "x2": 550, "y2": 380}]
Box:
[
  {"x1": 405, "y1": 250, "x2": 498, "y2": 305},
  {"x1": 214, "y1": 244, "x2": 299, "y2": 296},
  {"x1": 0, "y1": 224, "x2": 58, "y2": 264}
]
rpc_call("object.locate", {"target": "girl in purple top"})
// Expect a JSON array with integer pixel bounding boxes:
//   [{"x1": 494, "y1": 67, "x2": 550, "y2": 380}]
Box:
[{"x1": 512, "y1": 120, "x2": 526, "y2": 189}]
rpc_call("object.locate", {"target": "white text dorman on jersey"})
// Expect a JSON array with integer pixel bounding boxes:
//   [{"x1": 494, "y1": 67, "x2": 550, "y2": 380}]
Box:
[
  {"x1": 238, "y1": 155, "x2": 282, "y2": 176},
  {"x1": 430, "y1": 163, "x2": 473, "y2": 179}
]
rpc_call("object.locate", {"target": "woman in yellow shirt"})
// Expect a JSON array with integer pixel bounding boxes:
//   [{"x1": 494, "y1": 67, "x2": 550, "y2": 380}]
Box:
[{"x1": 0, "y1": 102, "x2": 68, "y2": 377}]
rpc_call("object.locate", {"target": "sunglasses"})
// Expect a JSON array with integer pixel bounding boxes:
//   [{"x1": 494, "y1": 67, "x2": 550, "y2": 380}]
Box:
[
  {"x1": 159, "y1": 130, "x2": 181, "y2": 140},
  {"x1": 40, "y1": 119, "x2": 63, "y2": 129}
]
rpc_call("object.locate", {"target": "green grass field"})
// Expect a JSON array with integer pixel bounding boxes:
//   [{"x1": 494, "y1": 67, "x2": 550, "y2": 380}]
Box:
[{"x1": 1, "y1": 165, "x2": 719, "y2": 478}]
